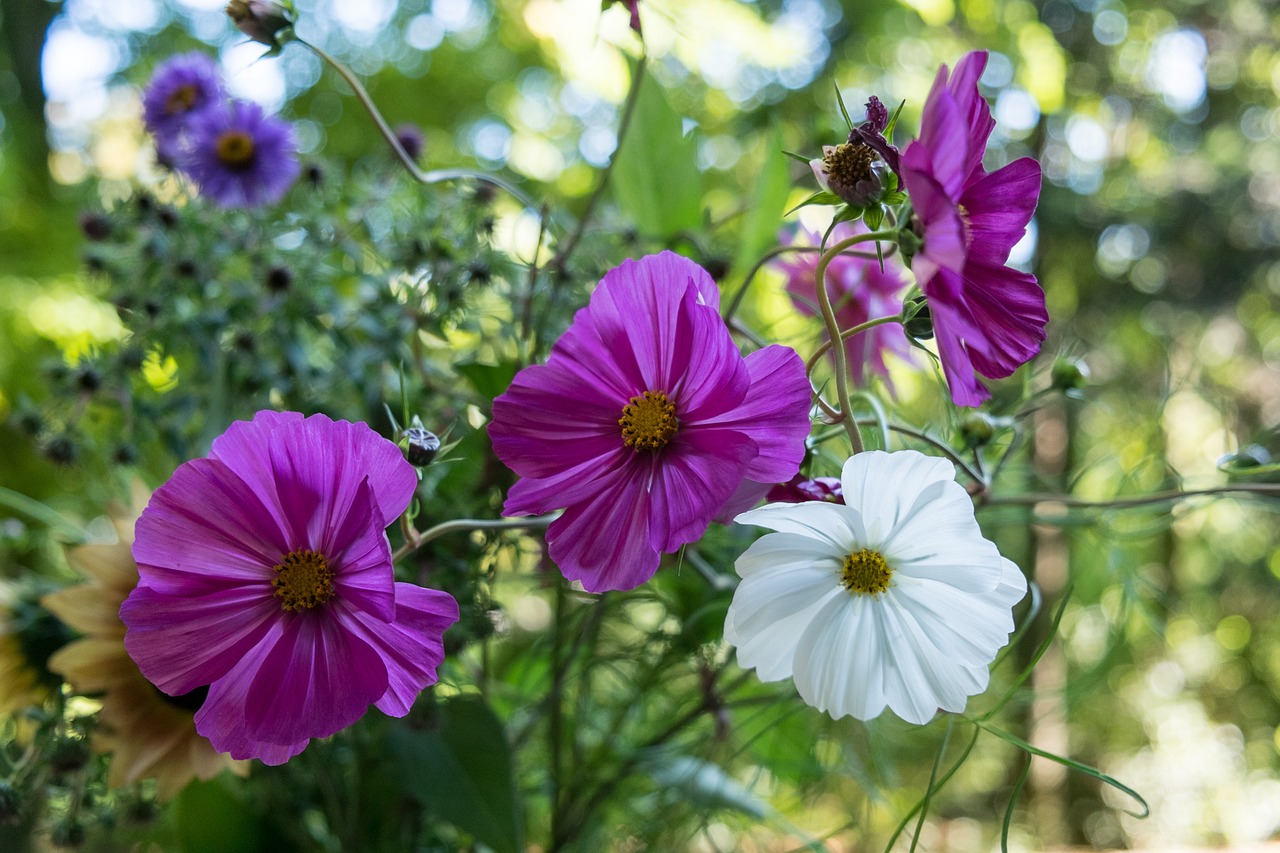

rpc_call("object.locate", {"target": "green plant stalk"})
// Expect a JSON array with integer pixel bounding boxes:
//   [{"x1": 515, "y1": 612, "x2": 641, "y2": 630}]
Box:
[
  {"x1": 391, "y1": 513, "x2": 559, "y2": 562},
  {"x1": 812, "y1": 230, "x2": 897, "y2": 453}
]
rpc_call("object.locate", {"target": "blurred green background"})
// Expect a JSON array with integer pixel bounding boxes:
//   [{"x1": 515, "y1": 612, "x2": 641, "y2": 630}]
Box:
[{"x1": 1, "y1": 0, "x2": 1278, "y2": 849}]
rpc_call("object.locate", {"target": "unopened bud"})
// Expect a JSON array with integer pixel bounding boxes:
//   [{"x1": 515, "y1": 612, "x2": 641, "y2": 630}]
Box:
[
  {"x1": 401, "y1": 426, "x2": 441, "y2": 466},
  {"x1": 959, "y1": 412, "x2": 996, "y2": 448},
  {"x1": 226, "y1": 0, "x2": 293, "y2": 48},
  {"x1": 1050, "y1": 357, "x2": 1090, "y2": 391},
  {"x1": 902, "y1": 294, "x2": 933, "y2": 341}
]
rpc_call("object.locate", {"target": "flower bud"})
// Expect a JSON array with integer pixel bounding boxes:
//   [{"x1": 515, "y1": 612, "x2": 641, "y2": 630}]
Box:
[
  {"x1": 0, "y1": 780, "x2": 22, "y2": 825},
  {"x1": 49, "y1": 738, "x2": 91, "y2": 775},
  {"x1": 226, "y1": 0, "x2": 293, "y2": 48},
  {"x1": 959, "y1": 412, "x2": 995, "y2": 448},
  {"x1": 902, "y1": 293, "x2": 933, "y2": 341},
  {"x1": 1050, "y1": 357, "x2": 1090, "y2": 391},
  {"x1": 401, "y1": 426, "x2": 441, "y2": 466}
]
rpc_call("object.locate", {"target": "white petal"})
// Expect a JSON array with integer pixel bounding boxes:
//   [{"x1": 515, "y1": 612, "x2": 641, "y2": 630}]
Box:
[
  {"x1": 733, "y1": 532, "x2": 840, "y2": 579},
  {"x1": 727, "y1": 584, "x2": 838, "y2": 682},
  {"x1": 994, "y1": 558, "x2": 1029, "y2": 609},
  {"x1": 888, "y1": 576, "x2": 1019, "y2": 667},
  {"x1": 792, "y1": 593, "x2": 889, "y2": 721},
  {"x1": 725, "y1": 538, "x2": 840, "y2": 675},
  {"x1": 877, "y1": 596, "x2": 988, "y2": 724},
  {"x1": 840, "y1": 450, "x2": 956, "y2": 543},
  {"x1": 734, "y1": 501, "x2": 865, "y2": 553},
  {"x1": 881, "y1": 479, "x2": 1003, "y2": 592}
]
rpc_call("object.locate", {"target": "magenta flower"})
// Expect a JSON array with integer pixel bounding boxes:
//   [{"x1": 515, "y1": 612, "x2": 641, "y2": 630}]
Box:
[
  {"x1": 774, "y1": 221, "x2": 914, "y2": 391},
  {"x1": 121, "y1": 411, "x2": 459, "y2": 765},
  {"x1": 899, "y1": 51, "x2": 1047, "y2": 407},
  {"x1": 179, "y1": 100, "x2": 300, "y2": 208},
  {"x1": 141, "y1": 53, "x2": 224, "y2": 163},
  {"x1": 488, "y1": 252, "x2": 812, "y2": 593}
]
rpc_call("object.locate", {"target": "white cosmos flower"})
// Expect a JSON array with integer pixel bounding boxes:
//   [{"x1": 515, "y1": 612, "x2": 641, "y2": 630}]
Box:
[{"x1": 724, "y1": 449, "x2": 1027, "y2": 725}]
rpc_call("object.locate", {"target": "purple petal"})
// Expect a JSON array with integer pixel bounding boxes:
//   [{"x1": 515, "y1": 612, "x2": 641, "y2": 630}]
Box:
[
  {"x1": 928, "y1": 293, "x2": 992, "y2": 407},
  {"x1": 545, "y1": 471, "x2": 658, "y2": 592},
  {"x1": 502, "y1": 446, "x2": 637, "y2": 517},
  {"x1": 193, "y1": 642, "x2": 309, "y2": 764},
  {"x1": 900, "y1": 157, "x2": 966, "y2": 283},
  {"x1": 122, "y1": 583, "x2": 279, "y2": 696},
  {"x1": 244, "y1": 611, "x2": 389, "y2": 745},
  {"x1": 695, "y1": 345, "x2": 811, "y2": 483},
  {"x1": 915, "y1": 71, "x2": 970, "y2": 199},
  {"x1": 646, "y1": 429, "x2": 757, "y2": 551},
  {"x1": 212, "y1": 411, "x2": 417, "y2": 541},
  {"x1": 947, "y1": 51, "x2": 995, "y2": 179},
  {"x1": 327, "y1": 476, "x2": 396, "y2": 621},
  {"x1": 959, "y1": 260, "x2": 1047, "y2": 379},
  {"x1": 132, "y1": 457, "x2": 287, "y2": 595},
  {"x1": 343, "y1": 584, "x2": 459, "y2": 717},
  {"x1": 962, "y1": 157, "x2": 1042, "y2": 265}
]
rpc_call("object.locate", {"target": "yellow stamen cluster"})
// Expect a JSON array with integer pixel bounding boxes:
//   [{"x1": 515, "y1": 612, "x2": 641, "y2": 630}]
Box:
[
  {"x1": 619, "y1": 390, "x2": 678, "y2": 451},
  {"x1": 215, "y1": 130, "x2": 256, "y2": 170},
  {"x1": 271, "y1": 549, "x2": 335, "y2": 612},
  {"x1": 823, "y1": 143, "x2": 875, "y2": 189},
  {"x1": 841, "y1": 548, "x2": 893, "y2": 596},
  {"x1": 165, "y1": 84, "x2": 200, "y2": 115}
]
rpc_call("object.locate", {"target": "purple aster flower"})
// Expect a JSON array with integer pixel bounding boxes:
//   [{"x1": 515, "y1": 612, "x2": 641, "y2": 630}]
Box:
[
  {"x1": 142, "y1": 53, "x2": 224, "y2": 162},
  {"x1": 774, "y1": 221, "x2": 914, "y2": 391},
  {"x1": 488, "y1": 252, "x2": 812, "y2": 593},
  {"x1": 899, "y1": 51, "x2": 1047, "y2": 407},
  {"x1": 120, "y1": 411, "x2": 459, "y2": 765},
  {"x1": 179, "y1": 100, "x2": 300, "y2": 209}
]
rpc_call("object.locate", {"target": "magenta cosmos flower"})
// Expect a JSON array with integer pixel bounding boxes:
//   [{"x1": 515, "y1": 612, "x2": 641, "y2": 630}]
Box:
[
  {"x1": 899, "y1": 51, "x2": 1047, "y2": 407},
  {"x1": 774, "y1": 221, "x2": 913, "y2": 392},
  {"x1": 179, "y1": 100, "x2": 300, "y2": 208},
  {"x1": 489, "y1": 252, "x2": 812, "y2": 593},
  {"x1": 121, "y1": 411, "x2": 459, "y2": 765},
  {"x1": 142, "y1": 52, "x2": 224, "y2": 163}
]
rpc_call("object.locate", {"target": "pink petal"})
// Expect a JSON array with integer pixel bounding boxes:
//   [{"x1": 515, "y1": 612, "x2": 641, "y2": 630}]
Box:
[
  {"x1": 244, "y1": 611, "x2": 389, "y2": 745},
  {"x1": 346, "y1": 584, "x2": 459, "y2": 717},
  {"x1": 962, "y1": 157, "x2": 1042, "y2": 265},
  {"x1": 122, "y1": 583, "x2": 279, "y2": 695},
  {"x1": 193, "y1": 638, "x2": 309, "y2": 764},
  {"x1": 132, "y1": 457, "x2": 289, "y2": 594},
  {"x1": 545, "y1": 471, "x2": 658, "y2": 592},
  {"x1": 915, "y1": 75, "x2": 969, "y2": 199},
  {"x1": 327, "y1": 476, "x2": 396, "y2": 621},
  {"x1": 695, "y1": 345, "x2": 811, "y2": 483},
  {"x1": 947, "y1": 51, "x2": 995, "y2": 179},
  {"x1": 646, "y1": 428, "x2": 757, "y2": 551}
]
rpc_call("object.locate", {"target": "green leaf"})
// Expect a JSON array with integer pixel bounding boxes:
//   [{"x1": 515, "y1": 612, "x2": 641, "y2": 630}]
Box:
[
  {"x1": 782, "y1": 149, "x2": 813, "y2": 165},
  {"x1": 455, "y1": 360, "x2": 518, "y2": 401},
  {"x1": 389, "y1": 696, "x2": 523, "y2": 853},
  {"x1": 864, "y1": 205, "x2": 885, "y2": 230},
  {"x1": 834, "y1": 81, "x2": 854, "y2": 130},
  {"x1": 611, "y1": 71, "x2": 702, "y2": 237},
  {"x1": 977, "y1": 722, "x2": 1150, "y2": 819},
  {"x1": 175, "y1": 776, "x2": 264, "y2": 853},
  {"x1": 786, "y1": 191, "x2": 843, "y2": 216},
  {"x1": 734, "y1": 125, "x2": 792, "y2": 276},
  {"x1": 884, "y1": 99, "x2": 907, "y2": 138}
]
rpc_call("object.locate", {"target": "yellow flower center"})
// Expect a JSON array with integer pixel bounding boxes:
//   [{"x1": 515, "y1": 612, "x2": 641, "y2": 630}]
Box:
[
  {"x1": 216, "y1": 130, "x2": 256, "y2": 170},
  {"x1": 823, "y1": 142, "x2": 875, "y2": 189},
  {"x1": 165, "y1": 84, "x2": 200, "y2": 115},
  {"x1": 841, "y1": 548, "x2": 893, "y2": 596},
  {"x1": 272, "y1": 549, "x2": 335, "y2": 612},
  {"x1": 619, "y1": 390, "x2": 678, "y2": 451}
]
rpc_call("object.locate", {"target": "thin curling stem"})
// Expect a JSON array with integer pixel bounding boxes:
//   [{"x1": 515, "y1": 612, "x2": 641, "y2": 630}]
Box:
[
  {"x1": 392, "y1": 513, "x2": 560, "y2": 561},
  {"x1": 301, "y1": 39, "x2": 539, "y2": 213},
  {"x1": 803, "y1": 313, "x2": 903, "y2": 377},
  {"x1": 812, "y1": 230, "x2": 897, "y2": 452}
]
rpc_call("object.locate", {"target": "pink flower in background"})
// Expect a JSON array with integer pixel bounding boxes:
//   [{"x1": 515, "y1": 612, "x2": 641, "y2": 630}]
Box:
[
  {"x1": 774, "y1": 221, "x2": 913, "y2": 391},
  {"x1": 121, "y1": 411, "x2": 458, "y2": 764},
  {"x1": 899, "y1": 51, "x2": 1047, "y2": 407},
  {"x1": 489, "y1": 252, "x2": 812, "y2": 593}
]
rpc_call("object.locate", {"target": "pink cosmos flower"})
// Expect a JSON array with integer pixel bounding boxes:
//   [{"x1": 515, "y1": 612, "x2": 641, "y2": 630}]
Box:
[
  {"x1": 488, "y1": 252, "x2": 812, "y2": 593},
  {"x1": 121, "y1": 411, "x2": 459, "y2": 765},
  {"x1": 899, "y1": 51, "x2": 1047, "y2": 407},
  {"x1": 774, "y1": 221, "x2": 913, "y2": 391}
]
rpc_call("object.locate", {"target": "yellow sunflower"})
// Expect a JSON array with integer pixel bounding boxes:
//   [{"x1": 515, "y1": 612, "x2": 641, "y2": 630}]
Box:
[
  {"x1": 0, "y1": 580, "x2": 56, "y2": 716},
  {"x1": 42, "y1": 506, "x2": 248, "y2": 799}
]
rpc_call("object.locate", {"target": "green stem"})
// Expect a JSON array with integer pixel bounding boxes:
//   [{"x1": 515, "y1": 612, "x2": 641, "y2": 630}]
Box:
[
  {"x1": 978, "y1": 483, "x2": 1280, "y2": 511},
  {"x1": 0, "y1": 487, "x2": 86, "y2": 542},
  {"x1": 391, "y1": 513, "x2": 559, "y2": 561},
  {"x1": 301, "y1": 39, "x2": 538, "y2": 212},
  {"x1": 812, "y1": 230, "x2": 897, "y2": 453},
  {"x1": 802, "y1": 313, "x2": 902, "y2": 377}
]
